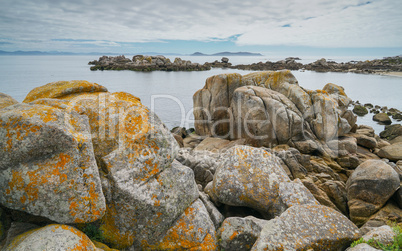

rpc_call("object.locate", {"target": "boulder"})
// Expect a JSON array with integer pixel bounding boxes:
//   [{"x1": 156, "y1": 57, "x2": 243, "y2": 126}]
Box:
[
  {"x1": 346, "y1": 160, "x2": 400, "y2": 226},
  {"x1": 353, "y1": 105, "x2": 368, "y2": 116},
  {"x1": 377, "y1": 142, "x2": 402, "y2": 161},
  {"x1": 193, "y1": 73, "x2": 243, "y2": 137},
  {"x1": 373, "y1": 113, "x2": 392, "y2": 124},
  {"x1": 144, "y1": 199, "x2": 217, "y2": 250},
  {"x1": 0, "y1": 103, "x2": 106, "y2": 224},
  {"x1": 362, "y1": 225, "x2": 396, "y2": 247},
  {"x1": 231, "y1": 85, "x2": 308, "y2": 147},
  {"x1": 380, "y1": 124, "x2": 402, "y2": 140},
  {"x1": 355, "y1": 134, "x2": 377, "y2": 149},
  {"x1": 98, "y1": 160, "x2": 199, "y2": 249},
  {"x1": 347, "y1": 243, "x2": 381, "y2": 250},
  {"x1": 199, "y1": 192, "x2": 225, "y2": 228},
  {"x1": 193, "y1": 71, "x2": 353, "y2": 148},
  {"x1": 4, "y1": 224, "x2": 97, "y2": 250},
  {"x1": 251, "y1": 205, "x2": 361, "y2": 250},
  {"x1": 0, "y1": 93, "x2": 18, "y2": 110},
  {"x1": 218, "y1": 217, "x2": 263, "y2": 251},
  {"x1": 210, "y1": 145, "x2": 318, "y2": 218},
  {"x1": 176, "y1": 148, "x2": 218, "y2": 188}
]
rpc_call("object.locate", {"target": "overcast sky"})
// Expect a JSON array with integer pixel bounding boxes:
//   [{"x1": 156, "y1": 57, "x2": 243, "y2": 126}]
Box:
[{"x1": 0, "y1": 0, "x2": 401, "y2": 56}]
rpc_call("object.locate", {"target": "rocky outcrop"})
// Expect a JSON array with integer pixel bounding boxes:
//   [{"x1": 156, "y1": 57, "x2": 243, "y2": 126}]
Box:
[
  {"x1": 0, "y1": 81, "x2": 215, "y2": 250},
  {"x1": 0, "y1": 93, "x2": 18, "y2": 110},
  {"x1": 346, "y1": 160, "x2": 400, "y2": 226},
  {"x1": 89, "y1": 55, "x2": 211, "y2": 71},
  {"x1": 193, "y1": 70, "x2": 353, "y2": 152},
  {"x1": 209, "y1": 145, "x2": 319, "y2": 218},
  {"x1": 252, "y1": 204, "x2": 361, "y2": 250}
]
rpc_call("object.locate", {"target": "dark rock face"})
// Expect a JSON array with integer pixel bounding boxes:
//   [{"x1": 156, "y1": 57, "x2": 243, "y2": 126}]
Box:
[
  {"x1": 89, "y1": 55, "x2": 211, "y2": 71},
  {"x1": 353, "y1": 105, "x2": 369, "y2": 116}
]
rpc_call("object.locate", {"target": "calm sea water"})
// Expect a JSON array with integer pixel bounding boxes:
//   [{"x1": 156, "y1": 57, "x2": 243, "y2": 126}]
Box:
[{"x1": 0, "y1": 55, "x2": 401, "y2": 134}]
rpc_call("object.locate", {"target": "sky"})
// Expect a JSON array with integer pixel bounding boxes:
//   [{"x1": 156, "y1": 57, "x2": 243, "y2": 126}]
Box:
[{"x1": 0, "y1": 0, "x2": 401, "y2": 57}]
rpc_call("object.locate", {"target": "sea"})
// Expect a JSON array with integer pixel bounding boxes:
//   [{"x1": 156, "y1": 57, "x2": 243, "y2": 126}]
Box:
[{"x1": 0, "y1": 55, "x2": 401, "y2": 135}]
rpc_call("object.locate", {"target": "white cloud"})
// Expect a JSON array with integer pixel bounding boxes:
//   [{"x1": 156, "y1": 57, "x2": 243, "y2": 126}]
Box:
[{"x1": 0, "y1": 0, "x2": 401, "y2": 49}]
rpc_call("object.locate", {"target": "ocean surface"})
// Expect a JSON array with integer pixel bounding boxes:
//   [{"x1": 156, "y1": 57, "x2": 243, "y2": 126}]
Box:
[{"x1": 0, "y1": 55, "x2": 401, "y2": 134}]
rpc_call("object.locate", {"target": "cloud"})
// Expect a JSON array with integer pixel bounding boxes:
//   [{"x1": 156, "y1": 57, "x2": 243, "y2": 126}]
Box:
[{"x1": 0, "y1": 0, "x2": 401, "y2": 51}]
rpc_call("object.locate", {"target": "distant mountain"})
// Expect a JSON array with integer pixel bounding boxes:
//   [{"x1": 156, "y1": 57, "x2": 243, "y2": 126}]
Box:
[
  {"x1": 0, "y1": 50, "x2": 121, "y2": 56},
  {"x1": 191, "y1": 51, "x2": 263, "y2": 56}
]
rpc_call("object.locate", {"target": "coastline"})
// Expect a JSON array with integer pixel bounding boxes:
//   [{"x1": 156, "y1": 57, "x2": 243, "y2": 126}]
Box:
[{"x1": 379, "y1": 71, "x2": 402, "y2": 77}]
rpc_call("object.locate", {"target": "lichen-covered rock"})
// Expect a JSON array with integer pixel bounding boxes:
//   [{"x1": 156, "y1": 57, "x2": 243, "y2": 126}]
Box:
[
  {"x1": 193, "y1": 73, "x2": 243, "y2": 137},
  {"x1": 231, "y1": 86, "x2": 308, "y2": 147},
  {"x1": 4, "y1": 224, "x2": 97, "y2": 251},
  {"x1": 380, "y1": 124, "x2": 402, "y2": 141},
  {"x1": 98, "y1": 160, "x2": 199, "y2": 249},
  {"x1": 347, "y1": 243, "x2": 381, "y2": 251},
  {"x1": 23, "y1": 80, "x2": 108, "y2": 103},
  {"x1": 145, "y1": 199, "x2": 217, "y2": 250},
  {"x1": 193, "y1": 70, "x2": 353, "y2": 150},
  {"x1": 218, "y1": 217, "x2": 263, "y2": 251},
  {"x1": 362, "y1": 225, "x2": 396, "y2": 247},
  {"x1": 353, "y1": 105, "x2": 368, "y2": 116},
  {"x1": 0, "y1": 103, "x2": 106, "y2": 223},
  {"x1": 346, "y1": 160, "x2": 400, "y2": 226},
  {"x1": 211, "y1": 145, "x2": 318, "y2": 218},
  {"x1": 251, "y1": 205, "x2": 361, "y2": 251},
  {"x1": 0, "y1": 93, "x2": 18, "y2": 110}
]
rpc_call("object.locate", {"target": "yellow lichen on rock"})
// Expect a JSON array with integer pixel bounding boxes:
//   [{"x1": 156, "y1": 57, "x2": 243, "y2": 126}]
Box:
[
  {"x1": 0, "y1": 93, "x2": 18, "y2": 110},
  {"x1": 23, "y1": 80, "x2": 108, "y2": 103}
]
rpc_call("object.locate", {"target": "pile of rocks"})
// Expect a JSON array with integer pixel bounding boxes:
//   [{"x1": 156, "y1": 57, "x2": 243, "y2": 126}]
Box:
[
  {"x1": 0, "y1": 72, "x2": 401, "y2": 250},
  {"x1": 352, "y1": 101, "x2": 402, "y2": 124},
  {"x1": 228, "y1": 56, "x2": 402, "y2": 74},
  {"x1": 89, "y1": 55, "x2": 211, "y2": 71}
]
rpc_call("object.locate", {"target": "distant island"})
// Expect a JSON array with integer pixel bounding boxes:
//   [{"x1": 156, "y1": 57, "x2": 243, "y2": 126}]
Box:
[{"x1": 191, "y1": 51, "x2": 263, "y2": 56}]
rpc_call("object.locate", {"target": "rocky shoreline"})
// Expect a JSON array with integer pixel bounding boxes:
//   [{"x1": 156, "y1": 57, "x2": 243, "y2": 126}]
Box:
[
  {"x1": 0, "y1": 71, "x2": 401, "y2": 250},
  {"x1": 89, "y1": 55, "x2": 402, "y2": 74}
]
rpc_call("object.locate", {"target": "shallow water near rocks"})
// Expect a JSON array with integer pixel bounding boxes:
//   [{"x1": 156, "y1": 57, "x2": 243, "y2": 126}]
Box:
[{"x1": 0, "y1": 55, "x2": 400, "y2": 134}]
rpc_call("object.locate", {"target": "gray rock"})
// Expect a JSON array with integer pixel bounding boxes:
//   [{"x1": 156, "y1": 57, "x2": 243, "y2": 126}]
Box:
[
  {"x1": 377, "y1": 142, "x2": 402, "y2": 161},
  {"x1": 355, "y1": 134, "x2": 377, "y2": 149},
  {"x1": 211, "y1": 145, "x2": 318, "y2": 218},
  {"x1": 4, "y1": 224, "x2": 97, "y2": 250},
  {"x1": 373, "y1": 113, "x2": 392, "y2": 124},
  {"x1": 347, "y1": 243, "x2": 381, "y2": 251},
  {"x1": 98, "y1": 160, "x2": 199, "y2": 249},
  {"x1": 362, "y1": 225, "x2": 395, "y2": 247},
  {"x1": 199, "y1": 191, "x2": 225, "y2": 229},
  {"x1": 0, "y1": 93, "x2": 18, "y2": 110},
  {"x1": 145, "y1": 199, "x2": 218, "y2": 250},
  {"x1": 218, "y1": 217, "x2": 263, "y2": 251},
  {"x1": 252, "y1": 205, "x2": 361, "y2": 251},
  {"x1": 380, "y1": 124, "x2": 402, "y2": 140},
  {"x1": 346, "y1": 159, "x2": 400, "y2": 226},
  {"x1": 0, "y1": 103, "x2": 106, "y2": 224}
]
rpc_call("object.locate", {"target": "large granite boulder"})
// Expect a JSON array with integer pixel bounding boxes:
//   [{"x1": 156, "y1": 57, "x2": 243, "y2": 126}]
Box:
[
  {"x1": 4, "y1": 224, "x2": 97, "y2": 250},
  {"x1": 210, "y1": 145, "x2": 318, "y2": 218},
  {"x1": 98, "y1": 160, "x2": 199, "y2": 249},
  {"x1": 0, "y1": 93, "x2": 18, "y2": 110},
  {"x1": 251, "y1": 205, "x2": 361, "y2": 250},
  {"x1": 231, "y1": 86, "x2": 309, "y2": 147},
  {"x1": 193, "y1": 70, "x2": 353, "y2": 150},
  {"x1": 0, "y1": 102, "x2": 106, "y2": 224},
  {"x1": 193, "y1": 73, "x2": 243, "y2": 137},
  {"x1": 346, "y1": 160, "x2": 400, "y2": 226}
]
